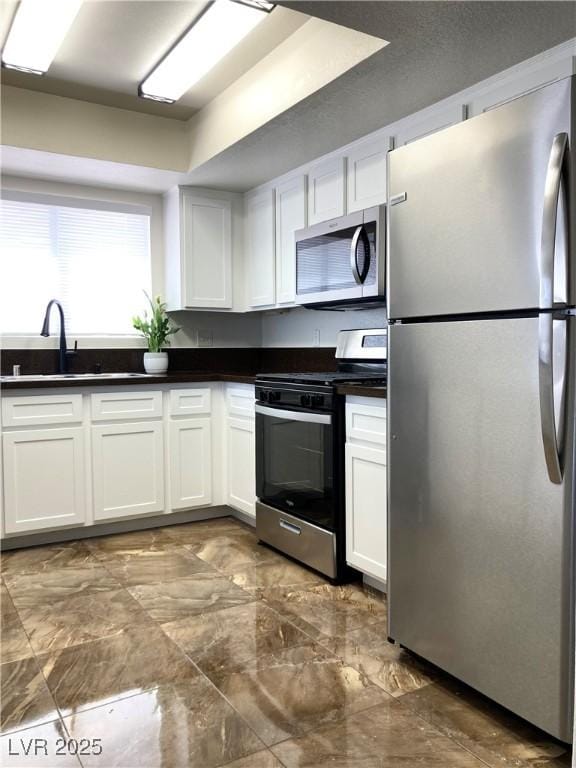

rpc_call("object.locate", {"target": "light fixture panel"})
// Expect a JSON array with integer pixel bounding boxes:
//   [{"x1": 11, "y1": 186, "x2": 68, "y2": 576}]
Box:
[
  {"x1": 140, "y1": 0, "x2": 272, "y2": 103},
  {"x1": 2, "y1": 0, "x2": 82, "y2": 75},
  {"x1": 232, "y1": 1, "x2": 275, "y2": 11}
]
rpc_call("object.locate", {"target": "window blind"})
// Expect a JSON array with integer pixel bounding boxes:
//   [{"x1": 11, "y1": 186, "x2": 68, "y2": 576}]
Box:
[{"x1": 0, "y1": 197, "x2": 152, "y2": 335}]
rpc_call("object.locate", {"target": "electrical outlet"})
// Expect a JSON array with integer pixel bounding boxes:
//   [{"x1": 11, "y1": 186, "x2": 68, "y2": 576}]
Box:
[
  {"x1": 313, "y1": 329, "x2": 321, "y2": 346},
  {"x1": 198, "y1": 330, "x2": 213, "y2": 347}
]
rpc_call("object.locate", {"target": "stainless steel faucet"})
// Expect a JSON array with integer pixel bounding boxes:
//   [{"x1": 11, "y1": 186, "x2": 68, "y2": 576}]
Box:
[{"x1": 40, "y1": 299, "x2": 77, "y2": 374}]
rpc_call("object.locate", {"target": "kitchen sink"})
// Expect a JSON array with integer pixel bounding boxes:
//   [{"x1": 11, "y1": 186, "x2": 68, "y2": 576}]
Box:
[{"x1": 0, "y1": 373, "x2": 155, "y2": 382}]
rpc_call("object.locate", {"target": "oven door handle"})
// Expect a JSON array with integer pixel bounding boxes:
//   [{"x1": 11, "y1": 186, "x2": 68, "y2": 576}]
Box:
[{"x1": 255, "y1": 404, "x2": 332, "y2": 425}]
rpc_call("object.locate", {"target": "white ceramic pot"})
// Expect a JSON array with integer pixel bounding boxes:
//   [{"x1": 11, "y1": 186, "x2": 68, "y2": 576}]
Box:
[{"x1": 144, "y1": 352, "x2": 168, "y2": 375}]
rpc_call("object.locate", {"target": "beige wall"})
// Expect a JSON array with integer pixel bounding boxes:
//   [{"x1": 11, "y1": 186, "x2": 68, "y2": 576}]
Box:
[{"x1": 1, "y1": 87, "x2": 189, "y2": 172}]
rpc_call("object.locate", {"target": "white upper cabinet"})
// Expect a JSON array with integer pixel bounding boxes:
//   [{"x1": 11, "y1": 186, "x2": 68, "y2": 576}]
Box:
[
  {"x1": 246, "y1": 188, "x2": 275, "y2": 308},
  {"x1": 393, "y1": 103, "x2": 467, "y2": 147},
  {"x1": 468, "y1": 56, "x2": 574, "y2": 117},
  {"x1": 182, "y1": 192, "x2": 232, "y2": 309},
  {"x1": 164, "y1": 187, "x2": 232, "y2": 311},
  {"x1": 275, "y1": 175, "x2": 306, "y2": 306},
  {"x1": 346, "y1": 135, "x2": 391, "y2": 212},
  {"x1": 307, "y1": 156, "x2": 346, "y2": 225}
]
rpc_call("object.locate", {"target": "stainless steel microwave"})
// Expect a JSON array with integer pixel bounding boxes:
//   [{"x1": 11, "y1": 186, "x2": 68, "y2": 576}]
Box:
[{"x1": 295, "y1": 205, "x2": 386, "y2": 309}]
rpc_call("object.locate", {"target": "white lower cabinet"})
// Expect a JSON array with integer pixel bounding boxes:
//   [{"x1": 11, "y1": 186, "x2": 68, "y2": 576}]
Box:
[
  {"x1": 345, "y1": 442, "x2": 387, "y2": 582},
  {"x1": 169, "y1": 418, "x2": 212, "y2": 509},
  {"x1": 1, "y1": 382, "x2": 255, "y2": 539},
  {"x1": 226, "y1": 417, "x2": 256, "y2": 517},
  {"x1": 224, "y1": 384, "x2": 256, "y2": 519},
  {"x1": 92, "y1": 421, "x2": 165, "y2": 521},
  {"x1": 345, "y1": 397, "x2": 387, "y2": 584},
  {"x1": 3, "y1": 427, "x2": 86, "y2": 534}
]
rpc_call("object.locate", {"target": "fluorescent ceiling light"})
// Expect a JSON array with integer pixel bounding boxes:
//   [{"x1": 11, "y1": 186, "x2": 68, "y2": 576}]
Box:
[
  {"x1": 140, "y1": 0, "x2": 272, "y2": 103},
  {"x1": 2, "y1": 0, "x2": 82, "y2": 75}
]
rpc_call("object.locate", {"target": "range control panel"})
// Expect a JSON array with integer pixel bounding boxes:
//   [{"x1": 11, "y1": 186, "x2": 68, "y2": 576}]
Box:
[{"x1": 256, "y1": 385, "x2": 334, "y2": 413}]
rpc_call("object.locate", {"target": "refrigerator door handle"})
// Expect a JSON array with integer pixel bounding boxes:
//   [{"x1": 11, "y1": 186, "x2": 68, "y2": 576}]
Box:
[
  {"x1": 540, "y1": 132, "x2": 568, "y2": 310},
  {"x1": 538, "y1": 313, "x2": 563, "y2": 484}
]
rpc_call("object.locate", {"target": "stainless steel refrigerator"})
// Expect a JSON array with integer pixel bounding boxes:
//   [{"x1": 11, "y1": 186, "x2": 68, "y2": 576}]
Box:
[{"x1": 387, "y1": 75, "x2": 575, "y2": 742}]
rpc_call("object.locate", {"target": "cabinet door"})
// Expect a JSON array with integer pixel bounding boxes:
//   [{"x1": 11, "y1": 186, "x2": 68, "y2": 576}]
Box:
[
  {"x1": 346, "y1": 135, "x2": 390, "y2": 212},
  {"x1": 181, "y1": 193, "x2": 232, "y2": 309},
  {"x1": 227, "y1": 417, "x2": 255, "y2": 517},
  {"x1": 275, "y1": 176, "x2": 306, "y2": 305},
  {"x1": 307, "y1": 156, "x2": 346, "y2": 225},
  {"x1": 345, "y1": 442, "x2": 387, "y2": 582},
  {"x1": 468, "y1": 57, "x2": 574, "y2": 117},
  {"x1": 3, "y1": 428, "x2": 86, "y2": 534},
  {"x1": 169, "y1": 418, "x2": 212, "y2": 510},
  {"x1": 92, "y1": 422, "x2": 164, "y2": 521},
  {"x1": 246, "y1": 189, "x2": 275, "y2": 308},
  {"x1": 394, "y1": 104, "x2": 466, "y2": 147}
]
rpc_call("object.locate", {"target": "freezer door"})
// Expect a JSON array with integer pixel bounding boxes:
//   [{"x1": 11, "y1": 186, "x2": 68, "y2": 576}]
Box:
[
  {"x1": 387, "y1": 76, "x2": 573, "y2": 319},
  {"x1": 388, "y1": 316, "x2": 575, "y2": 741}
]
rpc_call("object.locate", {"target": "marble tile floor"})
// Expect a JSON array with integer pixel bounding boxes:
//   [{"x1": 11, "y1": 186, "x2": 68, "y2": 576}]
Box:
[{"x1": 0, "y1": 516, "x2": 572, "y2": 768}]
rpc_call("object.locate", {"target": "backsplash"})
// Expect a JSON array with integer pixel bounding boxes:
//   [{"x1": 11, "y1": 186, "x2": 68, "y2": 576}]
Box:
[{"x1": 0, "y1": 347, "x2": 338, "y2": 377}]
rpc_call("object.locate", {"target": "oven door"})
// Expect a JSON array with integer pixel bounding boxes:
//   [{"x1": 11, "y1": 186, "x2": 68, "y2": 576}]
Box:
[{"x1": 256, "y1": 404, "x2": 335, "y2": 530}]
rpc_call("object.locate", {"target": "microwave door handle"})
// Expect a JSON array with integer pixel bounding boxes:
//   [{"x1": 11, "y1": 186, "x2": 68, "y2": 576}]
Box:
[{"x1": 350, "y1": 226, "x2": 364, "y2": 284}]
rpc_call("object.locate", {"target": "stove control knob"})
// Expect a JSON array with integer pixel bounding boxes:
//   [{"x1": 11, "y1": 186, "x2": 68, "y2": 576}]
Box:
[
  {"x1": 268, "y1": 391, "x2": 281, "y2": 403},
  {"x1": 259, "y1": 390, "x2": 269, "y2": 403},
  {"x1": 300, "y1": 394, "x2": 312, "y2": 407},
  {"x1": 311, "y1": 394, "x2": 325, "y2": 408}
]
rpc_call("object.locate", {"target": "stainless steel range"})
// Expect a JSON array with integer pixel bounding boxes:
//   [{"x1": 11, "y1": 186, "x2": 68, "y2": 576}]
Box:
[{"x1": 255, "y1": 328, "x2": 387, "y2": 582}]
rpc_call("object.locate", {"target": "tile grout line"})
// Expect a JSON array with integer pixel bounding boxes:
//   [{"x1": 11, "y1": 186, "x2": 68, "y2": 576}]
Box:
[
  {"x1": 138, "y1": 617, "x2": 273, "y2": 768},
  {"x1": 393, "y1": 697, "x2": 496, "y2": 768},
  {"x1": 75, "y1": 530, "x2": 272, "y2": 767},
  {"x1": 4, "y1": 523, "x2": 492, "y2": 768}
]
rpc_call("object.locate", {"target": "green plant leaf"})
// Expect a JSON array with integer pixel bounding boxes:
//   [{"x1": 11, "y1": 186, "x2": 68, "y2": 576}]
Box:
[{"x1": 132, "y1": 290, "x2": 180, "y2": 352}]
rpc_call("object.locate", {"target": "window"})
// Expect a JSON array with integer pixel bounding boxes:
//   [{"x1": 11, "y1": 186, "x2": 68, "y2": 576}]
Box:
[{"x1": 0, "y1": 194, "x2": 152, "y2": 336}]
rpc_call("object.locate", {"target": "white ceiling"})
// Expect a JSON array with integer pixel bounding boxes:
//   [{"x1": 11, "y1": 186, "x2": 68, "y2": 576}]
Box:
[{"x1": 0, "y1": 1, "x2": 310, "y2": 119}]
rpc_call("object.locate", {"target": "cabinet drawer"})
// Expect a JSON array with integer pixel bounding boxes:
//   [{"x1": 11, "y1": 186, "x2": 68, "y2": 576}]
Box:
[
  {"x1": 169, "y1": 387, "x2": 211, "y2": 416},
  {"x1": 226, "y1": 385, "x2": 255, "y2": 419},
  {"x1": 346, "y1": 399, "x2": 387, "y2": 448},
  {"x1": 91, "y1": 391, "x2": 162, "y2": 421},
  {"x1": 2, "y1": 395, "x2": 83, "y2": 428}
]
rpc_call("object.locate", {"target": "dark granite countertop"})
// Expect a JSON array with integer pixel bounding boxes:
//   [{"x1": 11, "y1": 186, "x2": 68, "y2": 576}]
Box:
[
  {"x1": 336, "y1": 384, "x2": 387, "y2": 399},
  {"x1": 0, "y1": 371, "x2": 257, "y2": 390}
]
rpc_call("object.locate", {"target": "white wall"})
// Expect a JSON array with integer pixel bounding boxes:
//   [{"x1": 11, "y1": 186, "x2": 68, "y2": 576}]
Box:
[
  {"x1": 262, "y1": 306, "x2": 387, "y2": 348},
  {"x1": 171, "y1": 311, "x2": 262, "y2": 348},
  {"x1": 0, "y1": 175, "x2": 263, "y2": 349},
  {"x1": 1, "y1": 87, "x2": 189, "y2": 172}
]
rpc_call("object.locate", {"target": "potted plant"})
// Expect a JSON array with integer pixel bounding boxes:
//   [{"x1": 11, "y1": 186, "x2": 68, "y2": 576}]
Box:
[{"x1": 132, "y1": 293, "x2": 180, "y2": 374}]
